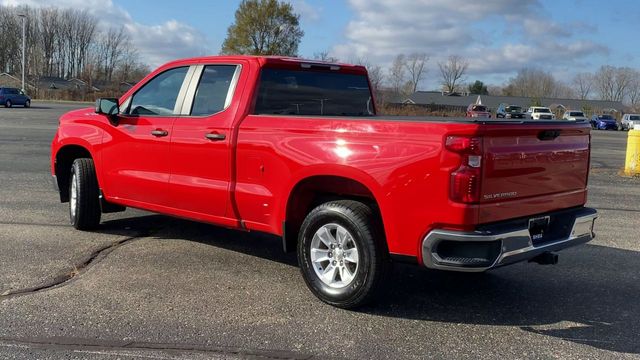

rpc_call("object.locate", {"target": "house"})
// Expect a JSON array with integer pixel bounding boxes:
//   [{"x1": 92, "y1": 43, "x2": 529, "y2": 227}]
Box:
[
  {"x1": 0, "y1": 73, "x2": 35, "y2": 91},
  {"x1": 35, "y1": 76, "x2": 100, "y2": 92},
  {"x1": 67, "y1": 78, "x2": 101, "y2": 92}
]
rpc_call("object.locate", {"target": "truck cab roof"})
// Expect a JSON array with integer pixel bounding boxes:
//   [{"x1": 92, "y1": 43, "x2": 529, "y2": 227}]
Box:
[{"x1": 159, "y1": 55, "x2": 368, "y2": 74}]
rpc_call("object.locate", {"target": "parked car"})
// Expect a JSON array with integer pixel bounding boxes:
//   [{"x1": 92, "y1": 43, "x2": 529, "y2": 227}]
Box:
[
  {"x1": 621, "y1": 114, "x2": 640, "y2": 131},
  {"x1": 562, "y1": 110, "x2": 588, "y2": 121},
  {"x1": 590, "y1": 114, "x2": 618, "y2": 130},
  {"x1": 496, "y1": 103, "x2": 525, "y2": 119},
  {"x1": 50, "y1": 55, "x2": 597, "y2": 308},
  {"x1": 526, "y1": 106, "x2": 555, "y2": 120},
  {"x1": 0, "y1": 87, "x2": 31, "y2": 108},
  {"x1": 466, "y1": 104, "x2": 491, "y2": 118}
]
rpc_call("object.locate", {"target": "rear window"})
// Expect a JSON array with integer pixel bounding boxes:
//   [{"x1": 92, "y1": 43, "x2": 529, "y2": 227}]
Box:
[
  {"x1": 599, "y1": 115, "x2": 614, "y2": 120},
  {"x1": 254, "y1": 68, "x2": 374, "y2": 116},
  {"x1": 506, "y1": 106, "x2": 521, "y2": 112},
  {"x1": 570, "y1": 112, "x2": 584, "y2": 117},
  {"x1": 534, "y1": 108, "x2": 551, "y2": 113},
  {"x1": 630, "y1": 115, "x2": 640, "y2": 120},
  {"x1": 471, "y1": 105, "x2": 487, "y2": 112}
]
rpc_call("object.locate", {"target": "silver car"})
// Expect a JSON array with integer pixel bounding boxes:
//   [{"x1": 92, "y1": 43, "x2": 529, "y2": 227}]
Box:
[
  {"x1": 562, "y1": 110, "x2": 589, "y2": 121},
  {"x1": 621, "y1": 114, "x2": 640, "y2": 131}
]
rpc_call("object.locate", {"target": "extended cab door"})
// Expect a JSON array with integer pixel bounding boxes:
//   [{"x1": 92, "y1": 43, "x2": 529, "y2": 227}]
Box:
[
  {"x1": 167, "y1": 64, "x2": 242, "y2": 222},
  {"x1": 101, "y1": 66, "x2": 193, "y2": 207}
]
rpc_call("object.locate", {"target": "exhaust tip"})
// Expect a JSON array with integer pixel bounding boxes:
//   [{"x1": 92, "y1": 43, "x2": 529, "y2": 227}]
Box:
[{"x1": 529, "y1": 252, "x2": 559, "y2": 265}]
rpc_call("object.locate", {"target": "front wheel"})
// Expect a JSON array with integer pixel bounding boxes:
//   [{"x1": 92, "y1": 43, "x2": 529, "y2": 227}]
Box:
[
  {"x1": 24, "y1": 100, "x2": 30, "y2": 108},
  {"x1": 297, "y1": 200, "x2": 390, "y2": 309},
  {"x1": 69, "y1": 158, "x2": 101, "y2": 230}
]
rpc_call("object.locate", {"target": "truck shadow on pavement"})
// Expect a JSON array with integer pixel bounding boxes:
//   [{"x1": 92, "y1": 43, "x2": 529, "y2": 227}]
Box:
[
  {"x1": 373, "y1": 246, "x2": 640, "y2": 354},
  {"x1": 99, "y1": 214, "x2": 639, "y2": 355}
]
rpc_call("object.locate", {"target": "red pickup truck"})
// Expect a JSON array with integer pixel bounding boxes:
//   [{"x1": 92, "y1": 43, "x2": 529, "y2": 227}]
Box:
[{"x1": 51, "y1": 56, "x2": 597, "y2": 308}]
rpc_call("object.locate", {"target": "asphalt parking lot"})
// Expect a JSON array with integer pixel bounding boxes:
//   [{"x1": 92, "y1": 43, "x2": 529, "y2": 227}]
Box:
[{"x1": 0, "y1": 102, "x2": 639, "y2": 359}]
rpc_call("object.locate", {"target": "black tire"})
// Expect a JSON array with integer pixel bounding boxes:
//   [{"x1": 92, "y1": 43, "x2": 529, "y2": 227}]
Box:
[
  {"x1": 5, "y1": 100, "x2": 11, "y2": 108},
  {"x1": 24, "y1": 100, "x2": 30, "y2": 108},
  {"x1": 297, "y1": 200, "x2": 390, "y2": 309},
  {"x1": 69, "y1": 158, "x2": 101, "y2": 230}
]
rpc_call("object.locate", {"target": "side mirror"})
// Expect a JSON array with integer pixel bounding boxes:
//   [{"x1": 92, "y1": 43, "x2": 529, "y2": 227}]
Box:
[{"x1": 95, "y1": 98, "x2": 119, "y2": 125}]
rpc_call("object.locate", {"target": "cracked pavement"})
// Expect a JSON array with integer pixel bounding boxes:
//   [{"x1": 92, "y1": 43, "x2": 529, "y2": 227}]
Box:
[{"x1": 0, "y1": 102, "x2": 639, "y2": 359}]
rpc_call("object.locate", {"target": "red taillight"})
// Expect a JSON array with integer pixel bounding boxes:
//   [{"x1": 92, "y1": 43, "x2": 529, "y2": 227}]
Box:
[
  {"x1": 445, "y1": 136, "x2": 482, "y2": 154},
  {"x1": 446, "y1": 136, "x2": 482, "y2": 204}
]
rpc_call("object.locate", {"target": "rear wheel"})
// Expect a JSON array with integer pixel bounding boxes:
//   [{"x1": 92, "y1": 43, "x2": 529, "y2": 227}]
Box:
[
  {"x1": 297, "y1": 200, "x2": 390, "y2": 309},
  {"x1": 69, "y1": 158, "x2": 101, "y2": 230},
  {"x1": 24, "y1": 100, "x2": 30, "y2": 108},
  {"x1": 5, "y1": 100, "x2": 11, "y2": 108}
]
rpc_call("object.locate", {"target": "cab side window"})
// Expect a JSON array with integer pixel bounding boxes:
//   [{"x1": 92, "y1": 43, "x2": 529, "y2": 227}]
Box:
[
  {"x1": 127, "y1": 67, "x2": 189, "y2": 116},
  {"x1": 190, "y1": 65, "x2": 238, "y2": 116}
]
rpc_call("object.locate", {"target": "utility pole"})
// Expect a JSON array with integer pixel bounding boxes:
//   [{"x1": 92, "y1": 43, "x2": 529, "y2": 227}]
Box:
[{"x1": 18, "y1": 13, "x2": 26, "y2": 91}]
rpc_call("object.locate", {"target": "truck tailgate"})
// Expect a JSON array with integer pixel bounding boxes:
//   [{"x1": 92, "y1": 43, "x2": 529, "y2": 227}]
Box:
[{"x1": 478, "y1": 123, "x2": 590, "y2": 222}]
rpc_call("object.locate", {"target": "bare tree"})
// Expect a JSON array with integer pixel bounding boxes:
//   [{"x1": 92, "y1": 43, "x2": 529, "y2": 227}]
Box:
[
  {"x1": 595, "y1": 65, "x2": 634, "y2": 102},
  {"x1": 0, "y1": 4, "x2": 148, "y2": 100},
  {"x1": 351, "y1": 57, "x2": 385, "y2": 104},
  {"x1": 74, "y1": 10, "x2": 96, "y2": 78},
  {"x1": 97, "y1": 26, "x2": 129, "y2": 82},
  {"x1": 504, "y1": 68, "x2": 559, "y2": 98},
  {"x1": 572, "y1": 72, "x2": 593, "y2": 100},
  {"x1": 438, "y1": 55, "x2": 468, "y2": 94},
  {"x1": 313, "y1": 50, "x2": 339, "y2": 63},
  {"x1": 0, "y1": 6, "x2": 22, "y2": 74},
  {"x1": 556, "y1": 82, "x2": 576, "y2": 99},
  {"x1": 626, "y1": 70, "x2": 640, "y2": 110},
  {"x1": 388, "y1": 54, "x2": 410, "y2": 97},
  {"x1": 404, "y1": 53, "x2": 428, "y2": 93},
  {"x1": 39, "y1": 8, "x2": 59, "y2": 76}
]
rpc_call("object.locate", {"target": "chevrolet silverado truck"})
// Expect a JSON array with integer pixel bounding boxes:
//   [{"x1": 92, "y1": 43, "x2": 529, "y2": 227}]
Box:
[{"x1": 51, "y1": 56, "x2": 597, "y2": 308}]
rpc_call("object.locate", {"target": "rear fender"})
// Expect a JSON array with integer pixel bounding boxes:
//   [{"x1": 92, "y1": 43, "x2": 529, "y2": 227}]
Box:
[{"x1": 279, "y1": 165, "x2": 395, "y2": 253}]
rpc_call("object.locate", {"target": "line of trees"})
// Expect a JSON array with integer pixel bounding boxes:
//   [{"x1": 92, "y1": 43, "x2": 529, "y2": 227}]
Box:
[
  {"x1": 4, "y1": 0, "x2": 639, "y2": 110},
  {"x1": 499, "y1": 66, "x2": 640, "y2": 110},
  {"x1": 0, "y1": 5, "x2": 148, "y2": 90}
]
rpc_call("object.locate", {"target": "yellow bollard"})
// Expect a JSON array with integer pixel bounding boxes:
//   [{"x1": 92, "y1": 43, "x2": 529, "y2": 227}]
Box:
[{"x1": 625, "y1": 127, "x2": 640, "y2": 176}]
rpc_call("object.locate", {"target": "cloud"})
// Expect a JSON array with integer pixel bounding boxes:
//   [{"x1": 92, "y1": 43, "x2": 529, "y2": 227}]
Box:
[
  {"x1": 331, "y1": 0, "x2": 610, "y2": 87},
  {"x1": 286, "y1": 0, "x2": 321, "y2": 22},
  {"x1": 1, "y1": 0, "x2": 211, "y2": 67},
  {"x1": 469, "y1": 41, "x2": 609, "y2": 74}
]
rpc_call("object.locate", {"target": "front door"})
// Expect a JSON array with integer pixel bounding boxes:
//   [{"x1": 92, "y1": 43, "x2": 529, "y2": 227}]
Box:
[
  {"x1": 101, "y1": 66, "x2": 191, "y2": 208},
  {"x1": 167, "y1": 64, "x2": 241, "y2": 220}
]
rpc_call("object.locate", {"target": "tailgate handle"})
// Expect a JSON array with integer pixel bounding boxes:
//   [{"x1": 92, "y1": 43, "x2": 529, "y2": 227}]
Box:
[{"x1": 538, "y1": 130, "x2": 561, "y2": 141}]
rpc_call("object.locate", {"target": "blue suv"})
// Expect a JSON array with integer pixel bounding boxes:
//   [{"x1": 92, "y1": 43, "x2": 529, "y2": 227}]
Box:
[{"x1": 0, "y1": 87, "x2": 31, "y2": 108}]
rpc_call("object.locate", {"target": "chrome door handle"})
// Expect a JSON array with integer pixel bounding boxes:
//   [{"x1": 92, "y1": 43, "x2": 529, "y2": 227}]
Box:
[
  {"x1": 205, "y1": 133, "x2": 226, "y2": 141},
  {"x1": 151, "y1": 129, "x2": 169, "y2": 137}
]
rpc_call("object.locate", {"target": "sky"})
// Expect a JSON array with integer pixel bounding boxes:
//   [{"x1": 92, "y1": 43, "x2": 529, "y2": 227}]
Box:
[{"x1": 2, "y1": 0, "x2": 639, "y2": 90}]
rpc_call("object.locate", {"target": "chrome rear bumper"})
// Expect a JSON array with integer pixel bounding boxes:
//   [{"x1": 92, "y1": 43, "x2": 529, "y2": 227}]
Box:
[{"x1": 421, "y1": 208, "x2": 597, "y2": 272}]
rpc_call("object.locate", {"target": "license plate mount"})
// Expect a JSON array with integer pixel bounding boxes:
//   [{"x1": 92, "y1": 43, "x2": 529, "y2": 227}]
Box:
[{"x1": 528, "y1": 216, "x2": 550, "y2": 243}]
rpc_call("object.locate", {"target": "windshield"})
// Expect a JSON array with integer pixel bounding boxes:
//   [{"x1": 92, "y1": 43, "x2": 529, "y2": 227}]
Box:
[
  {"x1": 534, "y1": 108, "x2": 551, "y2": 113},
  {"x1": 254, "y1": 68, "x2": 374, "y2": 116},
  {"x1": 471, "y1": 105, "x2": 487, "y2": 112},
  {"x1": 599, "y1": 115, "x2": 614, "y2": 120},
  {"x1": 570, "y1": 112, "x2": 584, "y2": 117}
]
